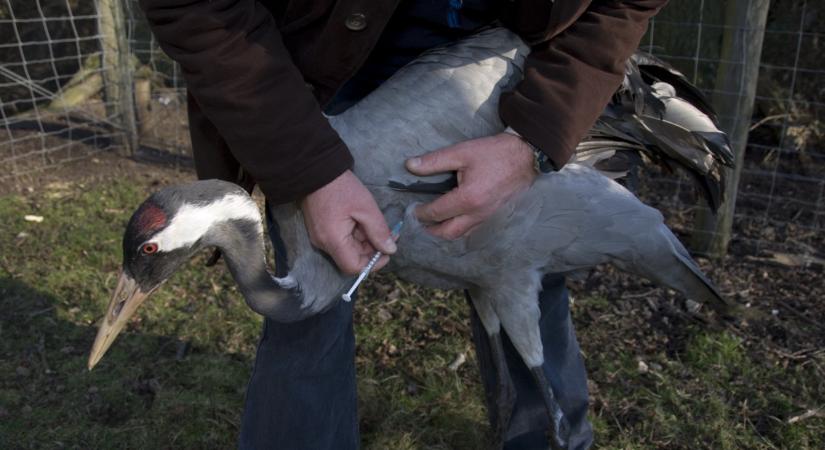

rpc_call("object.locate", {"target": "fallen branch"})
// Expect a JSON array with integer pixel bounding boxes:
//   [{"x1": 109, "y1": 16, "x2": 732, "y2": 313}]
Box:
[
  {"x1": 47, "y1": 73, "x2": 102, "y2": 111},
  {"x1": 787, "y1": 408, "x2": 824, "y2": 424},
  {"x1": 749, "y1": 113, "x2": 790, "y2": 132},
  {"x1": 46, "y1": 54, "x2": 102, "y2": 110},
  {"x1": 447, "y1": 352, "x2": 467, "y2": 371},
  {"x1": 744, "y1": 252, "x2": 825, "y2": 271}
]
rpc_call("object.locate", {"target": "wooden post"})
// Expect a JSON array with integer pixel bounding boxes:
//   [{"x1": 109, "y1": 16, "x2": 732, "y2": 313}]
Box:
[
  {"x1": 135, "y1": 77, "x2": 152, "y2": 138},
  {"x1": 98, "y1": 0, "x2": 138, "y2": 155},
  {"x1": 691, "y1": 0, "x2": 771, "y2": 257}
]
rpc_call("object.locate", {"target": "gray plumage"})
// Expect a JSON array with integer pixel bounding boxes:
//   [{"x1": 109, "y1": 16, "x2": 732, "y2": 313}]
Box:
[{"x1": 95, "y1": 28, "x2": 733, "y2": 449}]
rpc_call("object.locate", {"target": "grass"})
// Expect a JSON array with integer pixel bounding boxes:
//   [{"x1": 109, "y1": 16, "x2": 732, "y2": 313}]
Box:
[{"x1": 1, "y1": 173, "x2": 823, "y2": 449}]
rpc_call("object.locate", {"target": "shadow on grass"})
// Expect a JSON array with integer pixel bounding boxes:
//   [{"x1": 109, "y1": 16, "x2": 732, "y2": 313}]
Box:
[{"x1": 0, "y1": 276, "x2": 252, "y2": 448}]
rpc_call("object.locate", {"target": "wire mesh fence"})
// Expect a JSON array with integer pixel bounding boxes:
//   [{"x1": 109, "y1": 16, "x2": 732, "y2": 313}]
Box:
[
  {"x1": 0, "y1": 0, "x2": 121, "y2": 181},
  {"x1": 0, "y1": 0, "x2": 822, "y2": 260}
]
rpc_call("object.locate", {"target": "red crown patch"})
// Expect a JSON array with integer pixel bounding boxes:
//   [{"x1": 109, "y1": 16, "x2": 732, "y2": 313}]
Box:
[{"x1": 135, "y1": 203, "x2": 167, "y2": 234}]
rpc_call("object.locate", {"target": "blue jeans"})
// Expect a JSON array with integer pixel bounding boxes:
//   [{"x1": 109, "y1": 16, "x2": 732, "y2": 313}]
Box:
[{"x1": 238, "y1": 207, "x2": 593, "y2": 449}]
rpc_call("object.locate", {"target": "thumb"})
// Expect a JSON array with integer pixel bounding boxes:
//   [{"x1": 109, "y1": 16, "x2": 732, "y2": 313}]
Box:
[{"x1": 405, "y1": 146, "x2": 465, "y2": 176}]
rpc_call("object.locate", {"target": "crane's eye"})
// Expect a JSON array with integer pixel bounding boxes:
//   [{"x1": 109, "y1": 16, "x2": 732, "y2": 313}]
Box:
[{"x1": 141, "y1": 243, "x2": 159, "y2": 255}]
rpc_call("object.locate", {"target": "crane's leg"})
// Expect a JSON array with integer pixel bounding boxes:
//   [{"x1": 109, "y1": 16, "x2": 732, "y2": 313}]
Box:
[
  {"x1": 491, "y1": 281, "x2": 570, "y2": 450},
  {"x1": 529, "y1": 367, "x2": 568, "y2": 450},
  {"x1": 467, "y1": 288, "x2": 516, "y2": 446}
]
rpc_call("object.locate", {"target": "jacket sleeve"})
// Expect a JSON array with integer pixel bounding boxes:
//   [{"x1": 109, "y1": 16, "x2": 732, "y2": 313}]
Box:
[
  {"x1": 140, "y1": 0, "x2": 353, "y2": 204},
  {"x1": 500, "y1": 0, "x2": 668, "y2": 169}
]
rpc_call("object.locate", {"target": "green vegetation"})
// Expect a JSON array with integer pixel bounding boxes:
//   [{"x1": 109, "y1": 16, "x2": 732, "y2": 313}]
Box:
[{"x1": 1, "y1": 175, "x2": 822, "y2": 449}]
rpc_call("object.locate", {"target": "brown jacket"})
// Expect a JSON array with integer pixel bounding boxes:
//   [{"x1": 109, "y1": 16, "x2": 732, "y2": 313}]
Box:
[{"x1": 140, "y1": 0, "x2": 667, "y2": 203}]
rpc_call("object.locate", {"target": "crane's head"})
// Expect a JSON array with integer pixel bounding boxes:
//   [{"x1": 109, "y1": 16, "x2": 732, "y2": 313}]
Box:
[{"x1": 88, "y1": 180, "x2": 260, "y2": 370}]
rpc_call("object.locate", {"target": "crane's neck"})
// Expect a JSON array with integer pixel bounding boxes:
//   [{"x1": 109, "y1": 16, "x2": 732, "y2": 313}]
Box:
[
  {"x1": 207, "y1": 215, "x2": 312, "y2": 322},
  {"x1": 206, "y1": 202, "x2": 348, "y2": 322}
]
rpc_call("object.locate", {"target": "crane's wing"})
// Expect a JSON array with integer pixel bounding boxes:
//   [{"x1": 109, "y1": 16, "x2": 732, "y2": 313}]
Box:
[
  {"x1": 528, "y1": 166, "x2": 732, "y2": 314},
  {"x1": 331, "y1": 28, "x2": 529, "y2": 192}
]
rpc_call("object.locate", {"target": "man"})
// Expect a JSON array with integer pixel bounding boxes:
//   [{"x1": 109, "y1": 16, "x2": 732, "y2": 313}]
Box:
[{"x1": 139, "y1": 0, "x2": 667, "y2": 448}]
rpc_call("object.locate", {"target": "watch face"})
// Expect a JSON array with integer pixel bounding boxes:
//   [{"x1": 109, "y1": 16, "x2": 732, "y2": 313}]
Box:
[{"x1": 533, "y1": 149, "x2": 555, "y2": 173}]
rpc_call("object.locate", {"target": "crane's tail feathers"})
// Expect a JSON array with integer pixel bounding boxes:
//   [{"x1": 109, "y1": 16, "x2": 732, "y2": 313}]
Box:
[
  {"x1": 580, "y1": 51, "x2": 734, "y2": 212},
  {"x1": 695, "y1": 131, "x2": 735, "y2": 167},
  {"x1": 625, "y1": 115, "x2": 727, "y2": 211},
  {"x1": 632, "y1": 224, "x2": 734, "y2": 316},
  {"x1": 631, "y1": 52, "x2": 717, "y2": 120}
]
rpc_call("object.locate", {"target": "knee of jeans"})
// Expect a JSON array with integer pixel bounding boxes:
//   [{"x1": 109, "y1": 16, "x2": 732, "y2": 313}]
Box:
[{"x1": 257, "y1": 299, "x2": 355, "y2": 366}]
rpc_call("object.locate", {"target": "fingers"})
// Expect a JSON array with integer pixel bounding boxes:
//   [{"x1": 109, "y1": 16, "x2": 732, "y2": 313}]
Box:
[
  {"x1": 352, "y1": 207, "x2": 397, "y2": 255},
  {"x1": 415, "y1": 187, "x2": 480, "y2": 224},
  {"x1": 426, "y1": 215, "x2": 481, "y2": 240},
  {"x1": 352, "y1": 227, "x2": 392, "y2": 271},
  {"x1": 406, "y1": 144, "x2": 467, "y2": 176},
  {"x1": 301, "y1": 169, "x2": 397, "y2": 275},
  {"x1": 326, "y1": 237, "x2": 367, "y2": 275},
  {"x1": 328, "y1": 235, "x2": 391, "y2": 275},
  {"x1": 352, "y1": 227, "x2": 366, "y2": 243}
]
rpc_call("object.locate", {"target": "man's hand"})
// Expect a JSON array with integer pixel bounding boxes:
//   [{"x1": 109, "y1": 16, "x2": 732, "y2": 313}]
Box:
[
  {"x1": 406, "y1": 133, "x2": 537, "y2": 240},
  {"x1": 301, "y1": 170, "x2": 396, "y2": 275}
]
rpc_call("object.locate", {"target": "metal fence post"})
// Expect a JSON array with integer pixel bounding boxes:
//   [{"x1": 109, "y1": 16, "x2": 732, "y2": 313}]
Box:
[
  {"x1": 691, "y1": 0, "x2": 771, "y2": 257},
  {"x1": 97, "y1": 0, "x2": 137, "y2": 156}
]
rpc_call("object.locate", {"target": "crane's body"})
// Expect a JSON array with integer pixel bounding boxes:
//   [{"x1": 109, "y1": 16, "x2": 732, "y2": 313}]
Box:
[{"x1": 89, "y1": 28, "x2": 733, "y2": 450}]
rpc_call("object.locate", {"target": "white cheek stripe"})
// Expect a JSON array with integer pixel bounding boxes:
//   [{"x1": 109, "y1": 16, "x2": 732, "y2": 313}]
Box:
[{"x1": 150, "y1": 194, "x2": 262, "y2": 251}]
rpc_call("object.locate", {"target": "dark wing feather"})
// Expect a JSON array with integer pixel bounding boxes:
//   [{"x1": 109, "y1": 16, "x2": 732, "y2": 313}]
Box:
[
  {"x1": 388, "y1": 177, "x2": 458, "y2": 195},
  {"x1": 631, "y1": 52, "x2": 717, "y2": 121}
]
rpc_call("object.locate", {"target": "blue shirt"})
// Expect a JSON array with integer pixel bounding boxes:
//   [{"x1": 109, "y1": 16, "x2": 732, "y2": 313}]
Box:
[{"x1": 326, "y1": 0, "x2": 497, "y2": 114}]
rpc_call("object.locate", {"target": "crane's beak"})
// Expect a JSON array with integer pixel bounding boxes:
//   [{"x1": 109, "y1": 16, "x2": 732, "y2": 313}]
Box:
[{"x1": 87, "y1": 272, "x2": 153, "y2": 370}]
